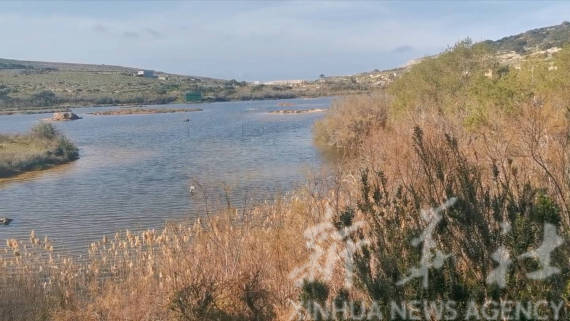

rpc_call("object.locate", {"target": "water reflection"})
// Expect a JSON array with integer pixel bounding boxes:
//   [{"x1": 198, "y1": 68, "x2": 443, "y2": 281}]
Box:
[{"x1": 0, "y1": 97, "x2": 331, "y2": 253}]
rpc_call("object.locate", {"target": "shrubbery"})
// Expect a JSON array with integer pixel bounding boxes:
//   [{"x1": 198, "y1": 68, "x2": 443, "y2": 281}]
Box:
[
  {"x1": 303, "y1": 40, "x2": 570, "y2": 320},
  {"x1": 0, "y1": 123, "x2": 78, "y2": 178},
  {"x1": 0, "y1": 40, "x2": 568, "y2": 321}
]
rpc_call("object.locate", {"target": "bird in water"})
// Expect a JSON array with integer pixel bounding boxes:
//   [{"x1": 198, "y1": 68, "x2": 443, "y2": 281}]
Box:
[
  {"x1": 184, "y1": 118, "x2": 190, "y2": 122},
  {"x1": 0, "y1": 217, "x2": 12, "y2": 225},
  {"x1": 189, "y1": 185, "x2": 195, "y2": 194}
]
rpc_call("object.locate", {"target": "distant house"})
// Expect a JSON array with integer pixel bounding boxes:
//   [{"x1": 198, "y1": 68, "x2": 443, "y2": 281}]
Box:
[
  {"x1": 158, "y1": 76, "x2": 168, "y2": 81},
  {"x1": 136, "y1": 70, "x2": 155, "y2": 78},
  {"x1": 185, "y1": 91, "x2": 202, "y2": 102}
]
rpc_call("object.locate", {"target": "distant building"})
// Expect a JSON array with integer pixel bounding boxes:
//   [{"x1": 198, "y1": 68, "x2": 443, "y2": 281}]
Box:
[
  {"x1": 158, "y1": 75, "x2": 168, "y2": 81},
  {"x1": 136, "y1": 70, "x2": 155, "y2": 78},
  {"x1": 263, "y1": 79, "x2": 305, "y2": 86}
]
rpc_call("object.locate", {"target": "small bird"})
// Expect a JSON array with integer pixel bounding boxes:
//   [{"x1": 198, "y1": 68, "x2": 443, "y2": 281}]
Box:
[
  {"x1": 189, "y1": 185, "x2": 195, "y2": 194},
  {"x1": 184, "y1": 118, "x2": 190, "y2": 122},
  {"x1": 0, "y1": 217, "x2": 12, "y2": 225}
]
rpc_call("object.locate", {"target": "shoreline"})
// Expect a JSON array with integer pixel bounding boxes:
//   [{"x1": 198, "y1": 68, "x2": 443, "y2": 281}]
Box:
[
  {"x1": 0, "y1": 152, "x2": 79, "y2": 180},
  {"x1": 0, "y1": 123, "x2": 79, "y2": 179},
  {"x1": 0, "y1": 95, "x2": 339, "y2": 116},
  {"x1": 89, "y1": 107, "x2": 203, "y2": 116},
  {"x1": 268, "y1": 108, "x2": 327, "y2": 114},
  {"x1": 0, "y1": 160, "x2": 76, "y2": 184}
]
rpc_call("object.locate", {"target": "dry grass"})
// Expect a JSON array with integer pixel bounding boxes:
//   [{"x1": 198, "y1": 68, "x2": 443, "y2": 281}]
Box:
[
  {"x1": 2, "y1": 96, "x2": 566, "y2": 320},
  {"x1": 0, "y1": 180, "x2": 346, "y2": 320},
  {"x1": 2, "y1": 44, "x2": 569, "y2": 321},
  {"x1": 0, "y1": 123, "x2": 79, "y2": 178},
  {"x1": 313, "y1": 91, "x2": 390, "y2": 155}
]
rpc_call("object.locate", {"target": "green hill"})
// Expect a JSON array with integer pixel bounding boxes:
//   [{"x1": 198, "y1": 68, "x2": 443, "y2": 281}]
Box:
[
  {"x1": 0, "y1": 58, "x2": 234, "y2": 113},
  {"x1": 0, "y1": 58, "x2": 374, "y2": 113},
  {"x1": 483, "y1": 21, "x2": 570, "y2": 53},
  {"x1": 1, "y1": 22, "x2": 569, "y2": 114}
]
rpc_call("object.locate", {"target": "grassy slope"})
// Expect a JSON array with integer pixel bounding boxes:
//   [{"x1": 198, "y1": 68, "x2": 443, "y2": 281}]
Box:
[
  {"x1": 0, "y1": 123, "x2": 79, "y2": 178},
  {"x1": 0, "y1": 61, "x2": 401, "y2": 113},
  {"x1": 1, "y1": 22, "x2": 569, "y2": 114},
  {"x1": 484, "y1": 21, "x2": 570, "y2": 53}
]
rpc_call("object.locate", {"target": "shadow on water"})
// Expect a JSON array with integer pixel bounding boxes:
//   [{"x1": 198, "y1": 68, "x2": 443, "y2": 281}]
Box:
[{"x1": 0, "y1": 162, "x2": 77, "y2": 188}]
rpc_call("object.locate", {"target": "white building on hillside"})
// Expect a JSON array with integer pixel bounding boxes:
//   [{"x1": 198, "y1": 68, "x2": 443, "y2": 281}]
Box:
[{"x1": 263, "y1": 79, "x2": 305, "y2": 86}]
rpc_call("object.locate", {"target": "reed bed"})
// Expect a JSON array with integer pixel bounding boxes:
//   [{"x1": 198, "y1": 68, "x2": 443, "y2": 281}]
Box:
[
  {"x1": 0, "y1": 181, "x2": 348, "y2": 321},
  {"x1": 1, "y1": 42, "x2": 569, "y2": 321}
]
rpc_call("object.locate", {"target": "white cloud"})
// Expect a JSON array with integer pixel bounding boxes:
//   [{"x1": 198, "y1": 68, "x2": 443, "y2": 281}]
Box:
[{"x1": 1, "y1": 1, "x2": 569, "y2": 80}]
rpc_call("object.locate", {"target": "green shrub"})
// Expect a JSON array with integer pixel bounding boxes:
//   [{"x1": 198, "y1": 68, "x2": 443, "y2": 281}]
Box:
[
  {"x1": 31, "y1": 123, "x2": 57, "y2": 140},
  {"x1": 340, "y1": 128, "x2": 569, "y2": 318},
  {"x1": 0, "y1": 122, "x2": 79, "y2": 178}
]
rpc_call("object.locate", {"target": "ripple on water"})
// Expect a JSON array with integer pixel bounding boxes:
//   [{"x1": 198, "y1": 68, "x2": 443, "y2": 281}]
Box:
[{"x1": 0, "y1": 97, "x2": 332, "y2": 255}]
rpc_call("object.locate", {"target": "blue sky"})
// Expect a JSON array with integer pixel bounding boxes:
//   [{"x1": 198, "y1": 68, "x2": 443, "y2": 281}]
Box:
[{"x1": 1, "y1": 1, "x2": 569, "y2": 81}]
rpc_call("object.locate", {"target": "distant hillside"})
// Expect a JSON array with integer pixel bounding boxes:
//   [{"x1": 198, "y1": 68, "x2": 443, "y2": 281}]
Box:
[
  {"x1": 0, "y1": 58, "x2": 307, "y2": 113},
  {"x1": 0, "y1": 58, "x2": 221, "y2": 82},
  {"x1": 483, "y1": 21, "x2": 570, "y2": 53},
  {"x1": 0, "y1": 58, "x2": 380, "y2": 113},
  {"x1": 0, "y1": 58, "x2": 134, "y2": 73},
  {"x1": 2, "y1": 22, "x2": 570, "y2": 114}
]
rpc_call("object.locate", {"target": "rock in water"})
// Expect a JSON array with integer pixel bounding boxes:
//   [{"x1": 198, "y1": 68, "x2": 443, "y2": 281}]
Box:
[{"x1": 52, "y1": 112, "x2": 81, "y2": 121}]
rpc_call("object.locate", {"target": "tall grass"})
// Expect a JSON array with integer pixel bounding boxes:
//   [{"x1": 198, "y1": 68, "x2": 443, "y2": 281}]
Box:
[
  {"x1": 305, "y1": 41, "x2": 569, "y2": 318},
  {"x1": 1, "y1": 42, "x2": 569, "y2": 321},
  {"x1": 0, "y1": 185, "x2": 339, "y2": 320},
  {"x1": 0, "y1": 123, "x2": 79, "y2": 178}
]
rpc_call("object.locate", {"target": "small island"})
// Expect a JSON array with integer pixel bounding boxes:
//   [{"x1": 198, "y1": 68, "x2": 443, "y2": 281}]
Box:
[
  {"x1": 0, "y1": 123, "x2": 79, "y2": 178},
  {"x1": 52, "y1": 111, "x2": 81, "y2": 121},
  {"x1": 269, "y1": 108, "x2": 326, "y2": 114},
  {"x1": 90, "y1": 107, "x2": 202, "y2": 116}
]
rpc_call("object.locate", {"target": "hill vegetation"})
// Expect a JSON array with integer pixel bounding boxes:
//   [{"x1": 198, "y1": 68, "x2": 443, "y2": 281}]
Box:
[
  {"x1": 2, "y1": 22, "x2": 569, "y2": 114},
  {"x1": 1, "y1": 24, "x2": 569, "y2": 321},
  {"x1": 0, "y1": 58, "x2": 393, "y2": 113},
  {"x1": 312, "y1": 38, "x2": 569, "y2": 319},
  {"x1": 484, "y1": 21, "x2": 570, "y2": 53}
]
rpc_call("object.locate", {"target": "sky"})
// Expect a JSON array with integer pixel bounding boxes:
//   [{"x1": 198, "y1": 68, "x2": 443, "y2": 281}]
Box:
[{"x1": 1, "y1": 1, "x2": 569, "y2": 81}]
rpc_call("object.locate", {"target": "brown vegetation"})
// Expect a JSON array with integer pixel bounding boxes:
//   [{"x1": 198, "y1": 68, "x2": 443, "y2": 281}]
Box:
[
  {"x1": 1, "y1": 42, "x2": 569, "y2": 321},
  {"x1": 0, "y1": 186, "x2": 334, "y2": 321},
  {"x1": 0, "y1": 123, "x2": 79, "y2": 178}
]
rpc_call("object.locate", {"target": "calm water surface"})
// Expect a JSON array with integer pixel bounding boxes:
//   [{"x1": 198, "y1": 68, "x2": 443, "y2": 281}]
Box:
[{"x1": 0, "y1": 97, "x2": 331, "y2": 253}]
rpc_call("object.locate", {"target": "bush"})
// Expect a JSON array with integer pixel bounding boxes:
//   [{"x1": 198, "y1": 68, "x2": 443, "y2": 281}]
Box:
[
  {"x1": 0, "y1": 122, "x2": 79, "y2": 178},
  {"x1": 54, "y1": 137, "x2": 79, "y2": 160},
  {"x1": 31, "y1": 122, "x2": 57, "y2": 140},
  {"x1": 346, "y1": 128, "x2": 568, "y2": 318},
  {"x1": 313, "y1": 92, "x2": 389, "y2": 155},
  {"x1": 30, "y1": 90, "x2": 59, "y2": 107}
]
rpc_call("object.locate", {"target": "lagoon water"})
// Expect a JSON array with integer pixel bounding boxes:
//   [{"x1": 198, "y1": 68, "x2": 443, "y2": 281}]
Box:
[{"x1": 0, "y1": 97, "x2": 331, "y2": 253}]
